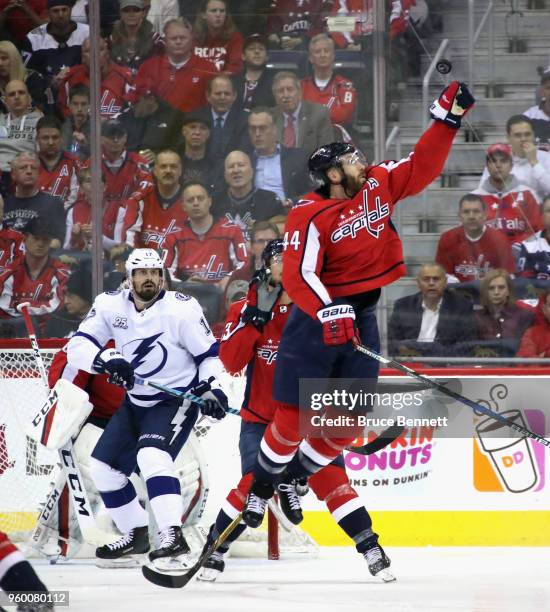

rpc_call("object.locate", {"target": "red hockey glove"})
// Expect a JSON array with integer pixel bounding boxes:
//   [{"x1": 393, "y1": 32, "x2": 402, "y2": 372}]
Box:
[
  {"x1": 317, "y1": 301, "x2": 357, "y2": 346},
  {"x1": 430, "y1": 81, "x2": 475, "y2": 129}
]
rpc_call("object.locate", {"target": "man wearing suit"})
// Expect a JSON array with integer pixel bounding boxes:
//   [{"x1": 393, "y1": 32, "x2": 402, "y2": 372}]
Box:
[
  {"x1": 388, "y1": 263, "x2": 477, "y2": 357},
  {"x1": 247, "y1": 107, "x2": 311, "y2": 205},
  {"x1": 271, "y1": 71, "x2": 338, "y2": 157},
  {"x1": 195, "y1": 75, "x2": 250, "y2": 162}
]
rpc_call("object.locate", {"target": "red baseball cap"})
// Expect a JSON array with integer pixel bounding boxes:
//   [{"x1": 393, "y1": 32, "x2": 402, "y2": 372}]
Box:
[{"x1": 486, "y1": 143, "x2": 512, "y2": 159}]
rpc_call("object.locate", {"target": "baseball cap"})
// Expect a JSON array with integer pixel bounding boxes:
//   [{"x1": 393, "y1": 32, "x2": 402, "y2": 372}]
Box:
[
  {"x1": 66, "y1": 266, "x2": 92, "y2": 304},
  {"x1": 47, "y1": 0, "x2": 73, "y2": 8},
  {"x1": 243, "y1": 33, "x2": 268, "y2": 50},
  {"x1": 226, "y1": 280, "x2": 249, "y2": 305},
  {"x1": 182, "y1": 112, "x2": 212, "y2": 129},
  {"x1": 24, "y1": 216, "x2": 56, "y2": 238},
  {"x1": 486, "y1": 143, "x2": 512, "y2": 159},
  {"x1": 120, "y1": 0, "x2": 144, "y2": 9},
  {"x1": 101, "y1": 119, "x2": 127, "y2": 138}
]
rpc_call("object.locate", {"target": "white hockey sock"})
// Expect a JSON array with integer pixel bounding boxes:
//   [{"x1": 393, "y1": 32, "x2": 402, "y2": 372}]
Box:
[{"x1": 137, "y1": 447, "x2": 183, "y2": 532}]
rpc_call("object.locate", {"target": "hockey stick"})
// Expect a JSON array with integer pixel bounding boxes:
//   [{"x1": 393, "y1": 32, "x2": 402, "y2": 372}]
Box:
[
  {"x1": 142, "y1": 512, "x2": 243, "y2": 588},
  {"x1": 17, "y1": 303, "x2": 110, "y2": 546},
  {"x1": 134, "y1": 377, "x2": 240, "y2": 415},
  {"x1": 354, "y1": 341, "x2": 550, "y2": 449}
]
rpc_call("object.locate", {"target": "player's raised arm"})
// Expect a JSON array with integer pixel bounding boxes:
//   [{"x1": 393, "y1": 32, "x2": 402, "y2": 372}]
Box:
[{"x1": 382, "y1": 81, "x2": 475, "y2": 203}]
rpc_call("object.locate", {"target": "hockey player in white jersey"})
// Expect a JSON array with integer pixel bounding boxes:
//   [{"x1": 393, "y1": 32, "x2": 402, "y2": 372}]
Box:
[{"x1": 66, "y1": 248, "x2": 228, "y2": 563}]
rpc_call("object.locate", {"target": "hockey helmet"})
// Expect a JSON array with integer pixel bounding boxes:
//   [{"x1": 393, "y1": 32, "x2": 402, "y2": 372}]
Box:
[
  {"x1": 308, "y1": 142, "x2": 366, "y2": 188},
  {"x1": 261, "y1": 239, "x2": 284, "y2": 268},
  {"x1": 125, "y1": 248, "x2": 164, "y2": 277}
]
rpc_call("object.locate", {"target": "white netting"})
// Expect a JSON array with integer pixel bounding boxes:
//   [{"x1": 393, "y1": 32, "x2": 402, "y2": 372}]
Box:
[{"x1": 0, "y1": 345, "x2": 61, "y2": 541}]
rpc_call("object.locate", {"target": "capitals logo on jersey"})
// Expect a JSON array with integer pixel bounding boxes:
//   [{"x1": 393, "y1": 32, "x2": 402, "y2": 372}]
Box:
[
  {"x1": 257, "y1": 338, "x2": 279, "y2": 365},
  {"x1": 122, "y1": 333, "x2": 168, "y2": 378},
  {"x1": 331, "y1": 179, "x2": 390, "y2": 243}
]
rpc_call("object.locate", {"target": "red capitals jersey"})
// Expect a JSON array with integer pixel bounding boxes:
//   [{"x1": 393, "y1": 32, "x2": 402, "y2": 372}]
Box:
[
  {"x1": 58, "y1": 62, "x2": 135, "y2": 119},
  {"x1": 0, "y1": 257, "x2": 69, "y2": 317},
  {"x1": 473, "y1": 184, "x2": 542, "y2": 244},
  {"x1": 0, "y1": 226, "x2": 24, "y2": 273},
  {"x1": 301, "y1": 74, "x2": 357, "y2": 126},
  {"x1": 267, "y1": 0, "x2": 327, "y2": 38},
  {"x1": 48, "y1": 344, "x2": 124, "y2": 420},
  {"x1": 164, "y1": 219, "x2": 248, "y2": 282},
  {"x1": 193, "y1": 31, "x2": 243, "y2": 73},
  {"x1": 134, "y1": 54, "x2": 215, "y2": 113},
  {"x1": 37, "y1": 152, "x2": 80, "y2": 209},
  {"x1": 435, "y1": 226, "x2": 515, "y2": 282},
  {"x1": 64, "y1": 197, "x2": 91, "y2": 251},
  {"x1": 282, "y1": 121, "x2": 457, "y2": 319},
  {"x1": 123, "y1": 185, "x2": 188, "y2": 248},
  {"x1": 220, "y1": 298, "x2": 292, "y2": 423}
]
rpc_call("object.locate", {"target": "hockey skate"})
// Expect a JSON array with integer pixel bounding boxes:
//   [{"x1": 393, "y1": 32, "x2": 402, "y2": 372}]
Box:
[
  {"x1": 295, "y1": 477, "x2": 309, "y2": 497},
  {"x1": 277, "y1": 480, "x2": 303, "y2": 525},
  {"x1": 148, "y1": 526, "x2": 192, "y2": 571},
  {"x1": 196, "y1": 550, "x2": 225, "y2": 582},
  {"x1": 243, "y1": 482, "x2": 274, "y2": 528},
  {"x1": 95, "y1": 526, "x2": 150, "y2": 568},
  {"x1": 363, "y1": 540, "x2": 396, "y2": 583}
]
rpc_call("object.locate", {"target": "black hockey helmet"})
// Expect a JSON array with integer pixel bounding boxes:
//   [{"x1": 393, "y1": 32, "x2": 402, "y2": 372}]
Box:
[
  {"x1": 261, "y1": 239, "x2": 284, "y2": 268},
  {"x1": 308, "y1": 142, "x2": 357, "y2": 188}
]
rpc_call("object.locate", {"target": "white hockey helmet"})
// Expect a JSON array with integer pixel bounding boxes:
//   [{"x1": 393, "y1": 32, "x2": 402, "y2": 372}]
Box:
[{"x1": 125, "y1": 248, "x2": 164, "y2": 277}]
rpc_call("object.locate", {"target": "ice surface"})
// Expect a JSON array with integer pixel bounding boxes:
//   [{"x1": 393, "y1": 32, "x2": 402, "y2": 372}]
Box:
[{"x1": 32, "y1": 547, "x2": 550, "y2": 612}]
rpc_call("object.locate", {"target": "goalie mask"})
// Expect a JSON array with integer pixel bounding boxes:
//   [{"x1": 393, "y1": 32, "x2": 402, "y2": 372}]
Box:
[{"x1": 125, "y1": 248, "x2": 165, "y2": 306}]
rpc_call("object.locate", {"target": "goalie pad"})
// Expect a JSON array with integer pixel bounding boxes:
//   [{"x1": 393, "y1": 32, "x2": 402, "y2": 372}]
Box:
[{"x1": 27, "y1": 379, "x2": 93, "y2": 449}]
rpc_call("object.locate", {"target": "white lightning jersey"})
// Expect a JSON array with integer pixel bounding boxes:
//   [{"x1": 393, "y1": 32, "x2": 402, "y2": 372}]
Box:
[{"x1": 67, "y1": 289, "x2": 223, "y2": 407}]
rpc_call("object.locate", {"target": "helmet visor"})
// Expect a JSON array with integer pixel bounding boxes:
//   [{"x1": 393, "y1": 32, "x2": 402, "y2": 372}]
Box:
[{"x1": 339, "y1": 150, "x2": 367, "y2": 167}]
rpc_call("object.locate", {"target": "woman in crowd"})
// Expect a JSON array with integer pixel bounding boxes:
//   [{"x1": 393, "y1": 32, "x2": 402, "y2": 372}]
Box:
[
  {"x1": 193, "y1": 0, "x2": 243, "y2": 73},
  {"x1": 0, "y1": 40, "x2": 50, "y2": 114},
  {"x1": 517, "y1": 291, "x2": 550, "y2": 358},
  {"x1": 110, "y1": 0, "x2": 163, "y2": 73},
  {"x1": 474, "y1": 269, "x2": 534, "y2": 357}
]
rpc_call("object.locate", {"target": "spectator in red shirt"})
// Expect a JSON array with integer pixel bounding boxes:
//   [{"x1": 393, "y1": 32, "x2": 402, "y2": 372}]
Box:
[
  {"x1": 0, "y1": 0, "x2": 47, "y2": 46},
  {"x1": 517, "y1": 291, "x2": 550, "y2": 359},
  {"x1": 36, "y1": 115, "x2": 79, "y2": 210},
  {"x1": 435, "y1": 193, "x2": 515, "y2": 283},
  {"x1": 0, "y1": 192, "x2": 23, "y2": 273},
  {"x1": 135, "y1": 17, "x2": 216, "y2": 113},
  {"x1": 0, "y1": 215, "x2": 69, "y2": 319},
  {"x1": 123, "y1": 149, "x2": 188, "y2": 248},
  {"x1": 266, "y1": 0, "x2": 327, "y2": 50},
  {"x1": 193, "y1": 0, "x2": 243, "y2": 74},
  {"x1": 302, "y1": 34, "x2": 357, "y2": 129},
  {"x1": 58, "y1": 37, "x2": 135, "y2": 119},
  {"x1": 473, "y1": 143, "x2": 542, "y2": 245},
  {"x1": 164, "y1": 181, "x2": 248, "y2": 291}
]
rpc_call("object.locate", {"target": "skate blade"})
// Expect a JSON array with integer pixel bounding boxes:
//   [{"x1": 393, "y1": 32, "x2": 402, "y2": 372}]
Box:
[
  {"x1": 196, "y1": 567, "x2": 221, "y2": 582},
  {"x1": 374, "y1": 568, "x2": 397, "y2": 583},
  {"x1": 151, "y1": 554, "x2": 193, "y2": 572},
  {"x1": 95, "y1": 556, "x2": 142, "y2": 569}
]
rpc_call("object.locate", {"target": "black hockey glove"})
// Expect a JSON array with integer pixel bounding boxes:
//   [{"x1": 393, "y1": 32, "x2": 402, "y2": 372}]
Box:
[
  {"x1": 192, "y1": 377, "x2": 228, "y2": 420},
  {"x1": 430, "y1": 81, "x2": 475, "y2": 129},
  {"x1": 242, "y1": 268, "x2": 282, "y2": 331},
  {"x1": 93, "y1": 348, "x2": 135, "y2": 390}
]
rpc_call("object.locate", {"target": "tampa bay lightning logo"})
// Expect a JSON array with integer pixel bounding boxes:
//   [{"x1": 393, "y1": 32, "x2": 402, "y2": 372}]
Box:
[{"x1": 122, "y1": 333, "x2": 168, "y2": 378}]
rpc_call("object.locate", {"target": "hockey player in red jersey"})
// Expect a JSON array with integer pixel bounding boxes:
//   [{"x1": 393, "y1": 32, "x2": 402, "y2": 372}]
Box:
[
  {"x1": 242, "y1": 81, "x2": 475, "y2": 528},
  {"x1": 198, "y1": 240, "x2": 395, "y2": 582},
  {"x1": 0, "y1": 531, "x2": 53, "y2": 611}
]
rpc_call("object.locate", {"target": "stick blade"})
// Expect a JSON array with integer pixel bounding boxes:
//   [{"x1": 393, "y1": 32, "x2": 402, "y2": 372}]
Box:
[{"x1": 142, "y1": 563, "x2": 197, "y2": 588}]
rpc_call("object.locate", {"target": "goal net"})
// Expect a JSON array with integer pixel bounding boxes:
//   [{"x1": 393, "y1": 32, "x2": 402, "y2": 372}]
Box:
[{"x1": 0, "y1": 340, "x2": 318, "y2": 558}]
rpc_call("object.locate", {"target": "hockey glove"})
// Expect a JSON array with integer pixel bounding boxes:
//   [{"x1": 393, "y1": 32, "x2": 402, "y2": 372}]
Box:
[
  {"x1": 430, "y1": 81, "x2": 475, "y2": 129},
  {"x1": 192, "y1": 377, "x2": 228, "y2": 420},
  {"x1": 93, "y1": 348, "x2": 135, "y2": 390},
  {"x1": 242, "y1": 268, "x2": 282, "y2": 331},
  {"x1": 317, "y1": 301, "x2": 357, "y2": 346}
]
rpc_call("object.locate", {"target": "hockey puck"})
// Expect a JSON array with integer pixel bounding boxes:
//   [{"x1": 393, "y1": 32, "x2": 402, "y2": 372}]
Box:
[{"x1": 436, "y1": 59, "x2": 452, "y2": 75}]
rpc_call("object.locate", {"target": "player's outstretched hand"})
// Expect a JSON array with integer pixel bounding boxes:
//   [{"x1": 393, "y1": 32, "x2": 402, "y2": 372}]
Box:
[
  {"x1": 242, "y1": 269, "x2": 282, "y2": 331},
  {"x1": 93, "y1": 348, "x2": 135, "y2": 390},
  {"x1": 317, "y1": 301, "x2": 358, "y2": 346},
  {"x1": 192, "y1": 377, "x2": 228, "y2": 420},
  {"x1": 430, "y1": 81, "x2": 475, "y2": 129}
]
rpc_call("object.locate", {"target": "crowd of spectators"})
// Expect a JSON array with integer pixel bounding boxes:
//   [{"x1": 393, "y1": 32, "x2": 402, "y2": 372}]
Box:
[{"x1": 0, "y1": 0, "x2": 548, "y2": 364}]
